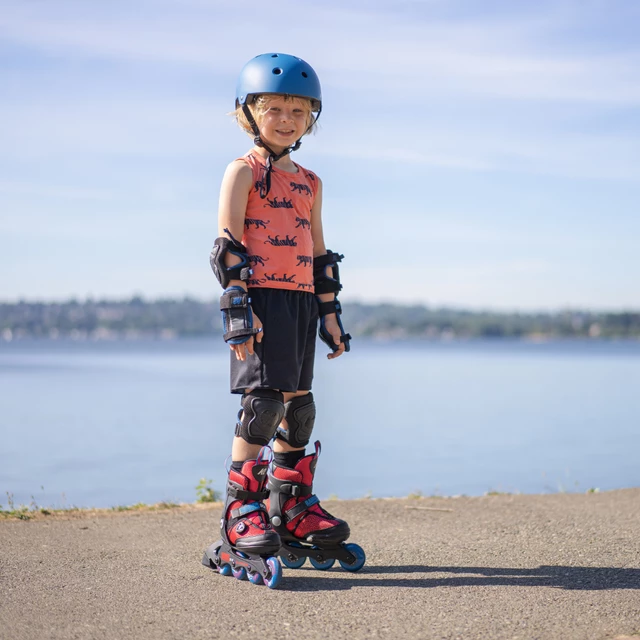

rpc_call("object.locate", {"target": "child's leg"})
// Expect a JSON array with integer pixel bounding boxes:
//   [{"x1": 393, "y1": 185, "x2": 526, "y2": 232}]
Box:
[
  {"x1": 273, "y1": 390, "x2": 315, "y2": 453},
  {"x1": 203, "y1": 388, "x2": 285, "y2": 586},
  {"x1": 222, "y1": 389, "x2": 284, "y2": 551},
  {"x1": 267, "y1": 391, "x2": 366, "y2": 571}
]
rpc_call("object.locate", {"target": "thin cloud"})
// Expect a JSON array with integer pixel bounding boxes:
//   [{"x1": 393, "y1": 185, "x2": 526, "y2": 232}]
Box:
[{"x1": 3, "y1": 1, "x2": 640, "y2": 105}]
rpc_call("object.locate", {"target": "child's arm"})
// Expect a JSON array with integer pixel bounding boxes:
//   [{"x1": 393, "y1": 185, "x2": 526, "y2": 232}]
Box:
[
  {"x1": 310, "y1": 178, "x2": 350, "y2": 360},
  {"x1": 216, "y1": 160, "x2": 263, "y2": 362}
]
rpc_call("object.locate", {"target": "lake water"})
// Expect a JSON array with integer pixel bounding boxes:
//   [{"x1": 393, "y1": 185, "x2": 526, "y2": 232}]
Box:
[{"x1": 0, "y1": 338, "x2": 638, "y2": 509}]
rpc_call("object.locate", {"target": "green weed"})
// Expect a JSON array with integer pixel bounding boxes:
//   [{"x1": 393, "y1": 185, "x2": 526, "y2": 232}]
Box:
[{"x1": 195, "y1": 478, "x2": 220, "y2": 503}]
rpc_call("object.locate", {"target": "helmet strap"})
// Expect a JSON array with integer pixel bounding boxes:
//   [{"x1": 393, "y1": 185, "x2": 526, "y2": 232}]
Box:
[{"x1": 241, "y1": 103, "x2": 322, "y2": 199}]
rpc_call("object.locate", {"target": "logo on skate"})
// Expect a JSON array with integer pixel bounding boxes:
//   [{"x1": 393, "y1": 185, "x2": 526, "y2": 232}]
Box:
[
  {"x1": 252, "y1": 466, "x2": 268, "y2": 480},
  {"x1": 265, "y1": 273, "x2": 297, "y2": 283},
  {"x1": 296, "y1": 255, "x2": 312, "y2": 267},
  {"x1": 248, "y1": 254, "x2": 269, "y2": 267},
  {"x1": 245, "y1": 218, "x2": 270, "y2": 230},
  {"x1": 295, "y1": 217, "x2": 311, "y2": 230},
  {"x1": 290, "y1": 182, "x2": 312, "y2": 196},
  {"x1": 264, "y1": 235, "x2": 297, "y2": 247},
  {"x1": 264, "y1": 197, "x2": 294, "y2": 209}
]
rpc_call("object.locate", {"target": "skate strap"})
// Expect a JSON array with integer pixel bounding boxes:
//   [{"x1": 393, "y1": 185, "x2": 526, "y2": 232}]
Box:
[
  {"x1": 283, "y1": 495, "x2": 320, "y2": 523},
  {"x1": 230, "y1": 502, "x2": 266, "y2": 520},
  {"x1": 267, "y1": 477, "x2": 313, "y2": 498},
  {"x1": 227, "y1": 485, "x2": 268, "y2": 501}
]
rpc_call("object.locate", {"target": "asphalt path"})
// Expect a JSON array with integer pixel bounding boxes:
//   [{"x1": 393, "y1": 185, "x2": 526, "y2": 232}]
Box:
[{"x1": 1, "y1": 490, "x2": 639, "y2": 640}]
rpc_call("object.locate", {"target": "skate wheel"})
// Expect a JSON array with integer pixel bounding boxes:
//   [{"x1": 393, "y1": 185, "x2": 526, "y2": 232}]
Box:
[
  {"x1": 264, "y1": 557, "x2": 282, "y2": 589},
  {"x1": 218, "y1": 563, "x2": 232, "y2": 577},
  {"x1": 309, "y1": 547, "x2": 335, "y2": 571},
  {"x1": 339, "y1": 543, "x2": 366, "y2": 572},
  {"x1": 247, "y1": 570, "x2": 263, "y2": 585},
  {"x1": 281, "y1": 542, "x2": 306, "y2": 569},
  {"x1": 232, "y1": 566, "x2": 247, "y2": 580}
]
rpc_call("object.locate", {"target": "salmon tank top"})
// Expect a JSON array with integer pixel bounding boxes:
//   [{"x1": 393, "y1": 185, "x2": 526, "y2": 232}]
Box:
[{"x1": 240, "y1": 152, "x2": 318, "y2": 292}]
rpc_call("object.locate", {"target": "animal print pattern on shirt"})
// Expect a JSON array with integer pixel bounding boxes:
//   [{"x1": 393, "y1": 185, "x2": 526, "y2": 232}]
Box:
[{"x1": 239, "y1": 153, "x2": 317, "y2": 291}]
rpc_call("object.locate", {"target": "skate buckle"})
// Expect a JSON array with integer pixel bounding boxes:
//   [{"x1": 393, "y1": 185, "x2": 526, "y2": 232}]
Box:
[{"x1": 236, "y1": 502, "x2": 262, "y2": 517}]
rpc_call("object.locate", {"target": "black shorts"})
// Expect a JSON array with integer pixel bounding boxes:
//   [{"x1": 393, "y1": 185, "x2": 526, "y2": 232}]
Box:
[{"x1": 230, "y1": 288, "x2": 318, "y2": 394}]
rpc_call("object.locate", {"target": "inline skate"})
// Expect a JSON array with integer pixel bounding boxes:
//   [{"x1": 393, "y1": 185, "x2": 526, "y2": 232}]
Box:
[
  {"x1": 267, "y1": 441, "x2": 366, "y2": 571},
  {"x1": 202, "y1": 447, "x2": 283, "y2": 588}
]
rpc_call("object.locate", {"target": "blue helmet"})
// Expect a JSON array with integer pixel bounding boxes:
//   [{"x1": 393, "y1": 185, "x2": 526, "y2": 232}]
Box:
[{"x1": 236, "y1": 53, "x2": 321, "y2": 112}]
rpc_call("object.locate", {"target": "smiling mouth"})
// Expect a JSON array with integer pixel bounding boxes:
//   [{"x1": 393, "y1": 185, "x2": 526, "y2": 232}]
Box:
[{"x1": 276, "y1": 130, "x2": 295, "y2": 135}]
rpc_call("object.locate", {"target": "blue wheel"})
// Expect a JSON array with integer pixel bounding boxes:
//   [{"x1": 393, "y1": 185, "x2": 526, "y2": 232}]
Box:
[
  {"x1": 281, "y1": 542, "x2": 306, "y2": 569},
  {"x1": 218, "y1": 563, "x2": 232, "y2": 577},
  {"x1": 339, "y1": 543, "x2": 366, "y2": 572},
  {"x1": 247, "y1": 569, "x2": 263, "y2": 585},
  {"x1": 309, "y1": 547, "x2": 335, "y2": 571},
  {"x1": 232, "y1": 566, "x2": 247, "y2": 580},
  {"x1": 264, "y1": 557, "x2": 282, "y2": 589}
]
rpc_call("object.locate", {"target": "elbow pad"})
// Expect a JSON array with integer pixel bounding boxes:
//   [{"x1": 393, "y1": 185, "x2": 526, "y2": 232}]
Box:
[
  {"x1": 210, "y1": 237, "x2": 252, "y2": 289},
  {"x1": 313, "y1": 250, "x2": 344, "y2": 295}
]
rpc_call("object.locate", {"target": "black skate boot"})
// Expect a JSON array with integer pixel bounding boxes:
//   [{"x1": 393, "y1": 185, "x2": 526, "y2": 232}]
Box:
[
  {"x1": 267, "y1": 441, "x2": 366, "y2": 571},
  {"x1": 202, "y1": 447, "x2": 282, "y2": 588}
]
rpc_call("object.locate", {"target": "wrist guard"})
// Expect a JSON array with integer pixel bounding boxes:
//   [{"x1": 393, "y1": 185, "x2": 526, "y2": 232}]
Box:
[
  {"x1": 313, "y1": 250, "x2": 344, "y2": 294},
  {"x1": 220, "y1": 286, "x2": 261, "y2": 345},
  {"x1": 317, "y1": 298, "x2": 351, "y2": 353},
  {"x1": 210, "y1": 232, "x2": 252, "y2": 289}
]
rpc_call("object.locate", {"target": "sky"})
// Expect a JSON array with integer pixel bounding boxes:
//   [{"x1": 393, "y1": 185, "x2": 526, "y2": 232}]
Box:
[{"x1": 1, "y1": 0, "x2": 639, "y2": 311}]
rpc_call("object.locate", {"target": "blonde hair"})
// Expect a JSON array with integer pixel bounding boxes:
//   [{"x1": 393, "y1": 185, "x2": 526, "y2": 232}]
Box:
[{"x1": 231, "y1": 95, "x2": 318, "y2": 138}]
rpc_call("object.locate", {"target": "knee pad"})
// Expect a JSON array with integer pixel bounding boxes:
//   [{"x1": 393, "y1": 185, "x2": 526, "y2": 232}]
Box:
[
  {"x1": 276, "y1": 393, "x2": 316, "y2": 448},
  {"x1": 235, "y1": 389, "x2": 285, "y2": 445}
]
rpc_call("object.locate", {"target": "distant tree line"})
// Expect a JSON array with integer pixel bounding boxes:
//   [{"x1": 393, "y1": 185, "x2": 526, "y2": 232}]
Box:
[{"x1": 1, "y1": 297, "x2": 639, "y2": 340}]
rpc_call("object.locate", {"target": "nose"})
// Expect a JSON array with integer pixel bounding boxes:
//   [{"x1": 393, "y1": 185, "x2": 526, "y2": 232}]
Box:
[{"x1": 279, "y1": 109, "x2": 294, "y2": 121}]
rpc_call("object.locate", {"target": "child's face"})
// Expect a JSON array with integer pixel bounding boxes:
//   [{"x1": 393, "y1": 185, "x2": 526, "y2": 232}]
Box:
[{"x1": 256, "y1": 96, "x2": 310, "y2": 151}]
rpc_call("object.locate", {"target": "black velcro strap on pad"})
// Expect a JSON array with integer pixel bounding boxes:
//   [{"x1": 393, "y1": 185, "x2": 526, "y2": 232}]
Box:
[
  {"x1": 317, "y1": 299, "x2": 342, "y2": 317},
  {"x1": 313, "y1": 250, "x2": 344, "y2": 295},
  {"x1": 313, "y1": 251, "x2": 343, "y2": 270},
  {"x1": 220, "y1": 289, "x2": 250, "y2": 310}
]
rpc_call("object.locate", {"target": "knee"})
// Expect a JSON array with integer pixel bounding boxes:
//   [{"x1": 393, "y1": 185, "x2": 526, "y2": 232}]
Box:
[
  {"x1": 276, "y1": 392, "x2": 316, "y2": 448},
  {"x1": 235, "y1": 389, "x2": 285, "y2": 445}
]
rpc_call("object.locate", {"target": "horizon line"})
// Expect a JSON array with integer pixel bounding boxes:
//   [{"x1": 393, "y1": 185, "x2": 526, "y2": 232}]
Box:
[{"x1": 1, "y1": 295, "x2": 638, "y2": 316}]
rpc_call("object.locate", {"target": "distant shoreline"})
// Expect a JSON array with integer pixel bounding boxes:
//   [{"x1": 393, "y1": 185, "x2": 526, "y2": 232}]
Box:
[
  {"x1": 2, "y1": 297, "x2": 639, "y2": 340},
  {"x1": 2, "y1": 334, "x2": 640, "y2": 345}
]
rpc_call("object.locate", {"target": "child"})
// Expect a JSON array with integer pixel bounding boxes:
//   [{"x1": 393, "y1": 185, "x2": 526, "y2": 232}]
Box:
[{"x1": 202, "y1": 53, "x2": 365, "y2": 588}]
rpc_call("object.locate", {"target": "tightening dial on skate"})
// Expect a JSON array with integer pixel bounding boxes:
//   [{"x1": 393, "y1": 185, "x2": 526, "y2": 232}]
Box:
[{"x1": 201, "y1": 447, "x2": 283, "y2": 589}]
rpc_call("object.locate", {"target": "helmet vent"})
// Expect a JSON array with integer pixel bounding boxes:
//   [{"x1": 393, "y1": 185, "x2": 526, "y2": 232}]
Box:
[
  {"x1": 271, "y1": 54, "x2": 279, "y2": 58},
  {"x1": 301, "y1": 72, "x2": 308, "y2": 78},
  {"x1": 272, "y1": 67, "x2": 283, "y2": 75}
]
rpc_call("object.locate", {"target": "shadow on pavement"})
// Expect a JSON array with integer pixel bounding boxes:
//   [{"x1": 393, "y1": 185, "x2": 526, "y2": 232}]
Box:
[{"x1": 282, "y1": 565, "x2": 640, "y2": 592}]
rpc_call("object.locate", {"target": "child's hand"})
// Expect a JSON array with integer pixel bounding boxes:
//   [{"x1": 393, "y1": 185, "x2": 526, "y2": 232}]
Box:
[
  {"x1": 230, "y1": 311, "x2": 263, "y2": 361},
  {"x1": 322, "y1": 314, "x2": 346, "y2": 360}
]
